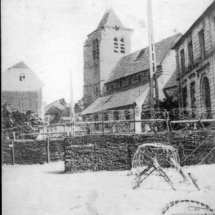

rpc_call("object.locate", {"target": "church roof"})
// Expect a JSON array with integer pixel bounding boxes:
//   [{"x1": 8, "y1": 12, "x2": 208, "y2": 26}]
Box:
[
  {"x1": 96, "y1": 8, "x2": 132, "y2": 31},
  {"x1": 106, "y1": 33, "x2": 181, "y2": 83},
  {"x1": 81, "y1": 85, "x2": 149, "y2": 115}
]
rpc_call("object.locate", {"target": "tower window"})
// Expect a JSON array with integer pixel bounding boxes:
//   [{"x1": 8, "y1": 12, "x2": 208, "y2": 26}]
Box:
[
  {"x1": 93, "y1": 39, "x2": 99, "y2": 60},
  {"x1": 120, "y1": 37, "x2": 125, "y2": 53},
  {"x1": 114, "y1": 37, "x2": 118, "y2": 53},
  {"x1": 19, "y1": 73, "x2": 25, "y2": 81}
]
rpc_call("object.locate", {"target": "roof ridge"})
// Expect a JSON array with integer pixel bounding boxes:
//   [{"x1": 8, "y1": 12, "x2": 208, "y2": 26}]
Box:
[{"x1": 10, "y1": 61, "x2": 29, "y2": 69}]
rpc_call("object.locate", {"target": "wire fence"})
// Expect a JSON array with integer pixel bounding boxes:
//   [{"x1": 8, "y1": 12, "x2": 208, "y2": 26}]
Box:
[{"x1": 2, "y1": 108, "x2": 215, "y2": 139}]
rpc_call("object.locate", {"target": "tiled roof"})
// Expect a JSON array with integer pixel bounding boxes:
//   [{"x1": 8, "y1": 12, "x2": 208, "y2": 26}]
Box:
[
  {"x1": 106, "y1": 33, "x2": 181, "y2": 83},
  {"x1": 10, "y1": 61, "x2": 29, "y2": 69},
  {"x1": 163, "y1": 70, "x2": 178, "y2": 89},
  {"x1": 81, "y1": 84, "x2": 149, "y2": 115}
]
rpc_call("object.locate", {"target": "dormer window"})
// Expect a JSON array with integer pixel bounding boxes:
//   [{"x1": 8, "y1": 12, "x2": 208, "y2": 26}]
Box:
[
  {"x1": 120, "y1": 37, "x2": 125, "y2": 53},
  {"x1": 93, "y1": 39, "x2": 99, "y2": 60},
  {"x1": 19, "y1": 73, "x2": 25, "y2": 81},
  {"x1": 114, "y1": 37, "x2": 118, "y2": 53}
]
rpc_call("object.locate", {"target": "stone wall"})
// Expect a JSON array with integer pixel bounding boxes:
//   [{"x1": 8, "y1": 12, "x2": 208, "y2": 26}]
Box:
[
  {"x1": 2, "y1": 139, "x2": 65, "y2": 165},
  {"x1": 65, "y1": 131, "x2": 215, "y2": 173}
]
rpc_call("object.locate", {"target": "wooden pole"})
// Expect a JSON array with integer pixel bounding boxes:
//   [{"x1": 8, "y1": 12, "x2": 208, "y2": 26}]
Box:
[
  {"x1": 46, "y1": 135, "x2": 50, "y2": 163},
  {"x1": 11, "y1": 132, "x2": 16, "y2": 165},
  {"x1": 147, "y1": 0, "x2": 159, "y2": 113},
  {"x1": 133, "y1": 106, "x2": 136, "y2": 134},
  {"x1": 70, "y1": 69, "x2": 75, "y2": 136},
  {"x1": 102, "y1": 111, "x2": 104, "y2": 135}
]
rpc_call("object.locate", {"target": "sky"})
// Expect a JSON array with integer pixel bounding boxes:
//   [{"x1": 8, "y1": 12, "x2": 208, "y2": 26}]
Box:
[{"x1": 2, "y1": 0, "x2": 214, "y2": 105}]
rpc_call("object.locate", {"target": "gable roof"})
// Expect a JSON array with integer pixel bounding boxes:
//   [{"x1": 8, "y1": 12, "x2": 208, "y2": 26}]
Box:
[
  {"x1": 10, "y1": 61, "x2": 29, "y2": 69},
  {"x1": 2, "y1": 61, "x2": 44, "y2": 91},
  {"x1": 106, "y1": 33, "x2": 181, "y2": 83},
  {"x1": 45, "y1": 106, "x2": 64, "y2": 115},
  {"x1": 163, "y1": 69, "x2": 178, "y2": 90}
]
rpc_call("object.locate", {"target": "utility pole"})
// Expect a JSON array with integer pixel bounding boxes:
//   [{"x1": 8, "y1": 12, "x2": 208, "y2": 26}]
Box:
[
  {"x1": 70, "y1": 69, "x2": 75, "y2": 136},
  {"x1": 147, "y1": 0, "x2": 159, "y2": 115}
]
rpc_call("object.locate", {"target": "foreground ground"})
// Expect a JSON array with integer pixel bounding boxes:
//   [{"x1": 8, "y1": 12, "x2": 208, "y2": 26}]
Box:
[{"x1": 2, "y1": 161, "x2": 215, "y2": 215}]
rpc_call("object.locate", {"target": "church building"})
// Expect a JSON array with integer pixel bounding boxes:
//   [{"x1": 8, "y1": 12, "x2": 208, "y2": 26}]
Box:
[{"x1": 81, "y1": 9, "x2": 181, "y2": 133}]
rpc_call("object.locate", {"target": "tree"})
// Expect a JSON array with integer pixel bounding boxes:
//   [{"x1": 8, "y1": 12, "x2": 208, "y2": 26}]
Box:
[{"x1": 2, "y1": 103, "x2": 43, "y2": 139}]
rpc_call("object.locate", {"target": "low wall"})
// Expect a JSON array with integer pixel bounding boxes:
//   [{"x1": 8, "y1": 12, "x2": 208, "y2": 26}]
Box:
[
  {"x1": 2, "y1": 138, "x2": 65, "y2": 165},
  {"x1": 64, "y1": 131, "x2": 215, "y2": 173}
]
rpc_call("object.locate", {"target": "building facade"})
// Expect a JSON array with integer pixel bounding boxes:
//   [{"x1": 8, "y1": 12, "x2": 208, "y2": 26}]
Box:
[
  {"x1": 173, "y1": 1, "x2": 215, "y2": 118},
  {"x1": 2, "y1": 61, "x2": 44, "y2": 117}
]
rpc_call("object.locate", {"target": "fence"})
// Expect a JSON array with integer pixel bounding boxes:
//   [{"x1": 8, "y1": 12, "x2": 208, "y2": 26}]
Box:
[
  {"x1": 2, "y1": 133, "x2": 65, "y2": 165},
  {"x1": 2, "y1": 108, "x2": 215, "y2": 138}
]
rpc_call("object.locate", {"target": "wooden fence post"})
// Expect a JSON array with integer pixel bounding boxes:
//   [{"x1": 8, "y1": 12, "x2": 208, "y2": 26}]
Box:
[
  {"x1": 133, "y1": 107, "x2": 136, "y2": 134},
  {"x1": 102, "y1": 111, "x2": 104, "y2": 135},
  {"x1": 11, "y1": 132, "x2": 16, "y2": 165},
  {"x1": 46, "y1": 135, "x2": 50, "y2": 163}
]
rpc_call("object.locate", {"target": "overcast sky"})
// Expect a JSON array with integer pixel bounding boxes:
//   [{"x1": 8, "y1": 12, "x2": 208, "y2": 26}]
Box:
[{"x1": 2, "y1": 0, "x2": 214, "y2": 104}]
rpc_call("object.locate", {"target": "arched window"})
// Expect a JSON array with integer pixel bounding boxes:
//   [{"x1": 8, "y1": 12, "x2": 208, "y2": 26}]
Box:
[
  {"x1": 201, "y1": 76, "x2": 211, "y2": 118},
  {"x1": 114, "y1": 37, "x2": 118, "y2": 53},
  {"x1": 104, "y1": 112, "x2": 109, "y2": 129},
  {"x1": 93, "y1": 39, "x2": 99, "y2": 60},
  {"x1": 124, "y1": 111, "x2": 130, "y2": 120},
  {"x1": 113, "y1": 111, "x2": 119, "y2": 120},
  {"x1": 94, "y1": 114, "x2": 99, "y2": 130}
]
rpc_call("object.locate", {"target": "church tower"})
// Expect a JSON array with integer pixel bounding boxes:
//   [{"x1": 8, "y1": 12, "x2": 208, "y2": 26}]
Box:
[{"x1": 83, "y1": 9, "x2": 133, "y2": 107}]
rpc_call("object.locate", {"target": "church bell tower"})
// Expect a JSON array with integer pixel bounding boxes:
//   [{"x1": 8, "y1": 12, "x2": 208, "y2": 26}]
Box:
[{"x1": 83, "y1": 9, "x2": 133, "y2": 107}]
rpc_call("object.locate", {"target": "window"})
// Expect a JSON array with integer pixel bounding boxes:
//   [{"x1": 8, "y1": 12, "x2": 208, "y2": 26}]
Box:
[
  {"x1": 182, "y1": 86, "x2": 187, "y2": 108},
  {"x1": 198, "y1": 29, "x2": 205, "y2": 59},
  {"x1": 190, "y1": 81, "x2": 196, "y2": 109},
  {"x1": 19, "y1": 73, "x2": 25, "y2": 81},
  {"x1": 95, "y1": 87, "x2": 99, "y2": 94},
  {"x1": 114, "y1": 37, "x2": 118, "y2": 53},
  {"x1": 104, "y1": 112, "x2": 109, "y2": 129},
  {"x1": 180, "y1": 49, "x2": 185, "y2": 73},
  {"x1": 124, "y1": 111, "x2": 130, "y2": 120},
  {"x1": 201, "y1": 76, "x2": 211, "y2": 118},
  {"x1": 214, "y1": 17, "x2": 215, "y2": 32},
  {"x1": 93, "y1": 39, "x2": 99, "y2": 60},
  {"x1": 120, "y1": 37, "x2": 125, "y2": 53},
  {"x1": 113, "y1": 111, "x2": 119, "y2": 120},
  {"x1": 136, "y1": 49, "x2": 145, "y2": 60},
  {"x1": 94, "y1": 114, "x2": 99, "y2": 130},
  {"x1": 188, "y1": 40, "x2": 194, "y2": 67}
]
